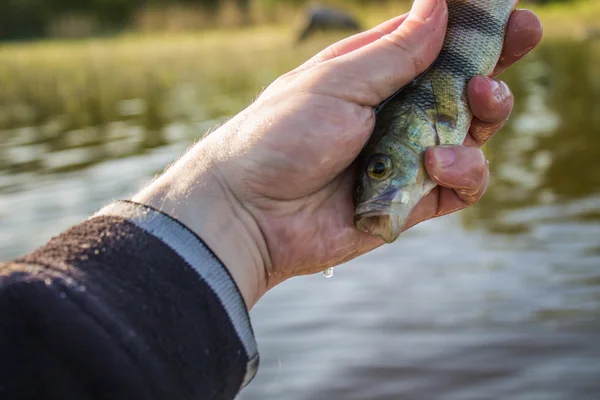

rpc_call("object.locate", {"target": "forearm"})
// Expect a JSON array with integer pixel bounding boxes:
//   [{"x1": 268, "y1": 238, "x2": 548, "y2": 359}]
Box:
[
  {"x1": 0, "y1": 201, "x2": 258, "y2": 399},
  {"x1": 132, "y1": 126, "x2": 271, "y2": 309}
]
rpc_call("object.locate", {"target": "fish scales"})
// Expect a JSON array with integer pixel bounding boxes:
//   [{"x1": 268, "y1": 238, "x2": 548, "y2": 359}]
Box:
[
  {"x1": 431, "y1": 0, "x2": 516, "y2": 145},
  {"x1": 353, "y1": 0, "x2": 517, "y2": 244}
]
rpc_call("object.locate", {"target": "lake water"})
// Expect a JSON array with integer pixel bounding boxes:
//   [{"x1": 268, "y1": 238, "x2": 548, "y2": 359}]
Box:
[{"x1": 1, "y1": 38, "x2": 600, "y2": 398}]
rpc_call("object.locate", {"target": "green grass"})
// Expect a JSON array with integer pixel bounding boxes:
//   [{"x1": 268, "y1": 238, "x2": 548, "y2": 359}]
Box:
[
  {"x1": 526, "y1": 0, "x2": 600, "y2": 39},
  {"x1": 0, "y1": 0, "x2": 597, "y2": 146},
  {"x1": 0, "y1": 27, "x2": 327, "y2": 133}
]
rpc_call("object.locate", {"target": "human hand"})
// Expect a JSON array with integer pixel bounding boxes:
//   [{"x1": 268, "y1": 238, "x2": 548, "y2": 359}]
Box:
[{"x1": 134, "y1": 0, "x2": 542, "y2": 308}]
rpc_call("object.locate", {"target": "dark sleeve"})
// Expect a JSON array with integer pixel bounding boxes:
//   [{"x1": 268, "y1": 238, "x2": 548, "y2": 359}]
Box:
[{"x1": 0, "y1": 201, "x2": 259, "y2": 400}]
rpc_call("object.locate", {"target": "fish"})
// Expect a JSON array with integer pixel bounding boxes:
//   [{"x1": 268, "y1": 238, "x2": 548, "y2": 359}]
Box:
[{"x1": 353, "y1": 0, "x2": 517, "y2": 243}]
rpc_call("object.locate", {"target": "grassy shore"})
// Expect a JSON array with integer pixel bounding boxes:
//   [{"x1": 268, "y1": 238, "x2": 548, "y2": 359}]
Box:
[
  {"x1": 0, "y1": 0, "x2": 597, "y2": 138},
  {"x1": 525, "y1": 0, "x2": 600, "y2": 39}
]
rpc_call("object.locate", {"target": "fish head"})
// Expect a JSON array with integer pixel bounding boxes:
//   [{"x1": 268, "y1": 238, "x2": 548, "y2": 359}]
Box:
[{"x1": 353, "y1": 108, "x2": 436, "y2": 243}]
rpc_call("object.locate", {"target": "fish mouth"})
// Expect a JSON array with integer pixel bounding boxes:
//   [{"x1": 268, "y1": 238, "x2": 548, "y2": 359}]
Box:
[
  {"x1": 354, "y1": 212, "x2": 406, "y2": 244},
  {"x1": 354, "y1": 188, "x2": 413, "y2": 244}
]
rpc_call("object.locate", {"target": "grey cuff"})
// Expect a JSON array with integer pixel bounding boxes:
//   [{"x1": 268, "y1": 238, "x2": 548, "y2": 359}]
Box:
[{"x1": 93, "y1": 200, "x2": 259, "y2": 389}]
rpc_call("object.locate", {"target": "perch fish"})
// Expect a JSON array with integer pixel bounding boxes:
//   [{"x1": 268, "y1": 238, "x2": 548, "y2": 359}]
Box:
[{"x1": 353, "y1": 0, "x2": 517, "y2": 243}]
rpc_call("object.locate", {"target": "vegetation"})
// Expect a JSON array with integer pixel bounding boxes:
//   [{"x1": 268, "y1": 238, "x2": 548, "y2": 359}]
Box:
[
  {"x1": 1, "y1": 0, "x2": 599, "y2": 174},
  {"x1": 0, "y1": 26, "x2": 335, "y2": 175},
  {"x1": 0, "y1": 0, "x2": 588, "y2": 40}
]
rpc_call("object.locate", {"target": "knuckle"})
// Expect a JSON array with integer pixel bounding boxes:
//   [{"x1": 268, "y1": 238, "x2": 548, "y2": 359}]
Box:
[
  {"x1": 309, "y1": 61, "x2": 383, "y2": 107},
  {"x1": 355, "y1": 105, "x2": 376, "y2": 136},
  {"x1": 384, "y1": 30, "x2": 413, "y2": 53},
  {"x1": 324, "y1": 44, "x2": 343, "y2": 60}
]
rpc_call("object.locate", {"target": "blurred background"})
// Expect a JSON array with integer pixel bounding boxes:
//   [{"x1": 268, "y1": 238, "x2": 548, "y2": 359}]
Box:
[{"x1": 1, "y1": 0, "x2": 600, "y2": 398}]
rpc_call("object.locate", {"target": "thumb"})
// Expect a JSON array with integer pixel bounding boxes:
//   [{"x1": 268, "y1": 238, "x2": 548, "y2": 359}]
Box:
[{"x1": 316, "y1": 0, "x2": 448, "y2": 107}]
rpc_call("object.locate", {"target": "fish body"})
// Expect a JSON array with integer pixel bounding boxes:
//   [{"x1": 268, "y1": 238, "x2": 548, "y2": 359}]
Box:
[{"x1": 353, "y1": 0, "x2": 517, "y2": 243}]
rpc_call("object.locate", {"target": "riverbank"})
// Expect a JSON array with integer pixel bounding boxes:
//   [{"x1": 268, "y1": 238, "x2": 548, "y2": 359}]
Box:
[{"x1": 0, "y1": 0, "x2": 596, "y2": 137}]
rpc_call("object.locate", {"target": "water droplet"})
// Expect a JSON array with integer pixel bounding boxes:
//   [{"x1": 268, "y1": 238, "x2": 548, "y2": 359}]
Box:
[
  {"x1": 94, "y1": 249, "x2": 99, "y2": 255},
  {"x1": 44, "y1": 278, "x2": 52, "y2": 286},
  {"x1": 59, "y1": 292, "x2": 67, "y2": 299},
  {"x1": 323, "y1": 267, "x2": 334, "y2": 278}
]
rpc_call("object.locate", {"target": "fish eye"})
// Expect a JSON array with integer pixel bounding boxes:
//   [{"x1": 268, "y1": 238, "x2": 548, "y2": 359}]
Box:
[{"x1": 367, "y1": 155, "x2": 392, "y2": 180}]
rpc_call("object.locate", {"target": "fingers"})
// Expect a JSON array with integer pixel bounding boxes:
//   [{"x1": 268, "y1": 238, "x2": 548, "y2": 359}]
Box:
[
  {"x1": 297, "y1": 14, "x2": 410, "y2": 72},
  {"x1": 426, "y1": 145, "x2": 489, "y2": 203},
  {"x1": 406, "y1": 145, "x2": 488, "y2": 229},
  {"x1": 493, "y1": 9, "x2": 543, "y2": 77},
  {"x1": 311, "y1": 0, "x2": 448, "y2": 107},
  {"x1": 426, "y1": 145, "x2": 489, "y2": 211},
  {"x1": 465, "y1": 10, "x2": 542, "y2": 147},
  {"x1": 466, "y1": 76, "x2": 514, "y2": 146}
]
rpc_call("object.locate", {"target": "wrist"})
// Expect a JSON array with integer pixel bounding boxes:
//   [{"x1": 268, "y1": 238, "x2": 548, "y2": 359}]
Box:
[{"x1": 132, "y1": 131, "x2": 270, "y2": 309}]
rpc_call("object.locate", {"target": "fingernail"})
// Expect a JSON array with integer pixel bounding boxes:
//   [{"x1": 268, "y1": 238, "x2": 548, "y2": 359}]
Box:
[
  {"x1": 411, "y1": 0, "x2": 441, "y2": 22},
  {"x1": 488, "y1": 78, "x2": 500, "y2": 93},
  {"x1": 431, "y1": 147, "x2": 456, "y2": 169},
  {"x1": 513, "y1": 10, "x2": 531, "y2": 33},
  {"x1": 513, "y1": 10, "x2": 544, "y2": 56},
  {"x1": 489, "y1": 79, "x2": 510, "y2": 102},
  {"x1": 500, "y1": 81, "x2": 511, "y2": 98}
]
